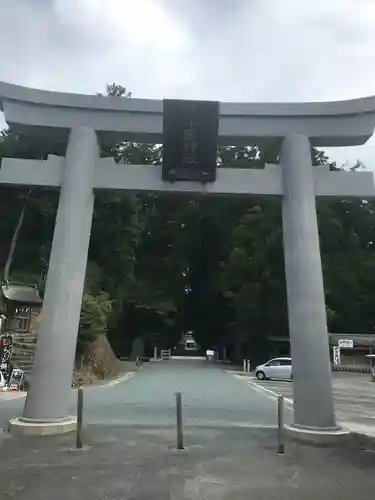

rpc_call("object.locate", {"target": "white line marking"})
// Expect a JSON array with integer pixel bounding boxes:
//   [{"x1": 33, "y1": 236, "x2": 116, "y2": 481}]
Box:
[
  {"x1": 227, "y1": 369, "x2": 294, "y2": 410},
  {"x1": 247, "y1": 380, "x2": 294, "y2": 410}
]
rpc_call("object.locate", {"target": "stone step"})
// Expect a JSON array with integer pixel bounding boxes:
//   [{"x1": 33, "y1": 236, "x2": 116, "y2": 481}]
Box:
[
  {"x1": 15, "y1": 341, "x2": 37, "y2": 344},
  {"x1": 14, "y1": 360, "x2": 34, "y2": 366},
  {"x1": 13, "y1": 346, "x2": 37, "y2": 351},
  {"x1": 11, "y1": 331, "x2": 37, "y2": 336},
  {"x1": 8, "y1": 333, "x2": 38, "y2": 385},
  {"x1": 12, "y1": 334, "x2": 38, "y2": 340},
  {"x1": 12, "y1": 352, "x2": 36, "y2": 359},
  {"x1": 13, "y1": 352, "x2": 36, "y2": 358},
  {"x1": 12, "y1": 340, "x2": 37, "y2": 345},
  {"x1": 13, "y1": 346, "x2": 35, "y2": 350},
  {"x1": 12, "y1": 339, "x2": 37, "y2": 345},
  {"x1": 14, "y1": 362, "x2": 34, "y2": 371},
  {"x1": 12, "y1": 355, "x2": 35, "y2": 362},
  {"x1": 13, "y1": 351, "x2": 36, "y2": 357},
  {"x1": 16, "y1": 346, "x2": 37, "y2": 350},
  {"x1": 12, "y1": 349, "x2": 35, "y2": 357},
  {"x1": 17, "y1": 361, "x2": 34, "y2": 367}
]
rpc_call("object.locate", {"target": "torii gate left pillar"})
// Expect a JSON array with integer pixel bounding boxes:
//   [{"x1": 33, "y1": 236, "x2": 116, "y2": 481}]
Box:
[{"x1": 13, "y1": 127, "x2": 98, "y2": 433}]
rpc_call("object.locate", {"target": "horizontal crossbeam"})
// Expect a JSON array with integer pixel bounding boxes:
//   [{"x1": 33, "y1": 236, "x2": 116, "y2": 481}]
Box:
[{"x1": 1, "y1": 157, "x2": 374, "y2": 198}]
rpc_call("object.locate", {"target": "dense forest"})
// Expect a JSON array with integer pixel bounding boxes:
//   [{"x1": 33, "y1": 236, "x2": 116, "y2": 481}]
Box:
[{"x1": 1, "y1": 84, "x2": 375, "y2": 364}]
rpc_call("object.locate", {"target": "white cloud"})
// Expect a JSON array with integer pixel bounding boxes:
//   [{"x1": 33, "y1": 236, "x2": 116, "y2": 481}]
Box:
[
  {"x1": 54, "y1": 0, "x2": 190, "y2": 52},
  {"x1": 0, "y1": 0, "x2": 375, "y2": 168}
]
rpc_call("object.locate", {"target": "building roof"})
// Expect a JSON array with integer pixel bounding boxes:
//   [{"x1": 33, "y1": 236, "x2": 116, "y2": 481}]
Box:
[
  {"x1": 1, "y1": 283, "x2": 42, "y2": 305},
  {"x1": 270, "y1": 334, "x2": 375, "y2": 348},
  {"x1": 328, "y1": 333, "x2": 375, "y2": 347}
]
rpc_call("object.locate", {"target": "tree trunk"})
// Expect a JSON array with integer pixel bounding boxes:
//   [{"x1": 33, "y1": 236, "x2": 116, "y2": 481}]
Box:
[{"x1": 3, "y1": 189, "x2": 32, "y2": 282}]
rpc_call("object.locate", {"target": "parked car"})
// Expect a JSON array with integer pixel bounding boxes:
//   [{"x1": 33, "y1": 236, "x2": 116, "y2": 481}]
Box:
[{"x1": 255, "y1": 357, "x2": 292, "y2": 381}]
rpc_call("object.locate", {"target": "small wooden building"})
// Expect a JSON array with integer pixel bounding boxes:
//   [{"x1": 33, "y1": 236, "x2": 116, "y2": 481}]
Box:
[{"x1": 0, "y1": 282, "x2": 42, "y2": 334}]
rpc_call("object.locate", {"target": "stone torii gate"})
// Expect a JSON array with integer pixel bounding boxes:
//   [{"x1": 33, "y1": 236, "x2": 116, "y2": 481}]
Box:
[{"x1": 1, "y1": 82, "x2": 375, "y2": 439}]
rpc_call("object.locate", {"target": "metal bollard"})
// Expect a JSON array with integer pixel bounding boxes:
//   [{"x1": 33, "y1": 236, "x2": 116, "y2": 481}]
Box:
[
  {"x1": 76, "y1": 386, "x2": 84, "y2": 449},
  {"x1": 175, "y1": 392, "x2": 184, "y2": 450},
  {"x1": 277, "y1": 394, "x2": 284, "y2": 454},
  {"x1": 247, "y1": 359, "x2": 251, "y2": 373},
  {"x1": 243, "y1": 359, "x2": 247, "y2": 372}
]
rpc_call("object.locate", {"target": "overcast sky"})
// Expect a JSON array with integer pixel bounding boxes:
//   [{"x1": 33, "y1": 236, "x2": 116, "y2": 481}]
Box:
[{"x1": 1, "y1": 0, "x2": 375, "y2": 168}]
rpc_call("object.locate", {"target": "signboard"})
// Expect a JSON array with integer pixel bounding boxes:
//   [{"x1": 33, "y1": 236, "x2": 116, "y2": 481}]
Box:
[
  {"x1": 160, "y1": 349, "x2": 171, "y2": 359},
  {"x1": 338, "y1": 339, "x2": 354, "y2": 348},
  {"x1": 162, "y1": 99, "x2": 219, "y2": 183},
  {"x1": 333, "y1": 346, "x2": 341, "y2": 365},
  {"x1": 0, "y1": 314, "x2": 5, "y2": 333},
  {"x1": 0, "y1": 334, "x2": 13, "y2": 378},
  {"x1": 8, "y1": 368, "x2": 24, "y2": 391}
]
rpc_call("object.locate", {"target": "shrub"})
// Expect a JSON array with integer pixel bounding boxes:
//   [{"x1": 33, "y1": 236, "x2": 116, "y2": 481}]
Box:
[{"x1": 77, "y1": 291, "x2": 112, "y2": 357}]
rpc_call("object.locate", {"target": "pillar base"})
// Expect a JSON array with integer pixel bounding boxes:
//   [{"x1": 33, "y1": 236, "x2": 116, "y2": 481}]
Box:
[
  {"x1": 285, "y1": 423, "x2": 350, "y2": 446},
  {"x1": 9, "y1": 416, "x2": 77, "y2": 436}
]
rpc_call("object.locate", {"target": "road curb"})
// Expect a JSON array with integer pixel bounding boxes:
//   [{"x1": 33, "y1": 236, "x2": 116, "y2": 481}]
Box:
[
  {"x1": 0, "y1": 391, "x2": 27, "y2": 402},
  {"x1": 0, "y1": 372, "x2": 137, "y2": 402},
  {"x1": 91, "y1": 371, "x2": 136, "y2": 389}
]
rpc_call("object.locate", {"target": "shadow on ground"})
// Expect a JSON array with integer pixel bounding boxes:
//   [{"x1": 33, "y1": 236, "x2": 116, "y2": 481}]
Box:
[{"x1": 1, "y1": 426, "x2": 375, "y2": 499}]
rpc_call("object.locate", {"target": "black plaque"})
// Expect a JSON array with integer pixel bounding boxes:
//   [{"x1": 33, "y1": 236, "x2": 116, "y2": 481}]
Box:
[{"x1": 162, "y1": 99, "x2": 219, "y2": 183}]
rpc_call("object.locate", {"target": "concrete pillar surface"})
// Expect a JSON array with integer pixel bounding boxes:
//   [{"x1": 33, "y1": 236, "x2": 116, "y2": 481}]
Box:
[
  {"x1": 281, "y1": 133, "x2": 337, "y2": 431},
  {"x1": 21, "y1": 126, "x2": 98, "y2": 422}
]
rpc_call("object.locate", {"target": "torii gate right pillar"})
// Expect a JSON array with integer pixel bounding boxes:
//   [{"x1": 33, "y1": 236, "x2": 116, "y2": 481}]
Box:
[{"x1": 281, "y1": 133, "x2": 337, "y2": 436}]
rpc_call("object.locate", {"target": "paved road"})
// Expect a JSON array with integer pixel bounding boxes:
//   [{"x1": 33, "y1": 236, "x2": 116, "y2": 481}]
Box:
[
  {"x1": 1, "y1": 358, "x2": 286, "y2": 432},
  {"x1": 245, "y1": 371, "x2": 375, "y2": 434},
  {"x1": 2, "y1": 362, "x2": 374, "y2": 435},
  {"x1": 85, "y1": 358, "x2": 289, "y2": 428},
  {"x1": 2, "y1": 360, "x2": 375, "y2": 499}
]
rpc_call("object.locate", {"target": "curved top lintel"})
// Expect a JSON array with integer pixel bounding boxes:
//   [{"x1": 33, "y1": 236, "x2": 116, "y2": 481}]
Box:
[
  {"x1": 1, "y1": 81, "x2": 375, "y2": 147},
  {"x1": 2, "y1": 81, "x2": 375, "y2": 117}
]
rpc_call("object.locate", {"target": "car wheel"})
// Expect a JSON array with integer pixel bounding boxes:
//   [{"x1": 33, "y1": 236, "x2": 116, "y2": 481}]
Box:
[{"x1": 256, "y1": 371, "x2": 266, "y2": 380}]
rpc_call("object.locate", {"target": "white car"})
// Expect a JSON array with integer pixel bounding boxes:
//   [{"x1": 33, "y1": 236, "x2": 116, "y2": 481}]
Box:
[{"x1": 255, "y1": 357, "x2": 292, "y2": 381}]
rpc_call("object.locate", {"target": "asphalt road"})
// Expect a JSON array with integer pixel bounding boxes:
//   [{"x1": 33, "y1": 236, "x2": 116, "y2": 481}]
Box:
[
  {"x1": 0, "y1": 359, "x2": 287, "y2": 432},
  {"x1": 2, "y1": 361, "x2": 375, "y2": 434},
  {"x1": 2, "y1": 360, "x2": 375, "y2": 499},
  {"x1": 244, "y1": 371, "x2": 375, "y2": 433}
]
